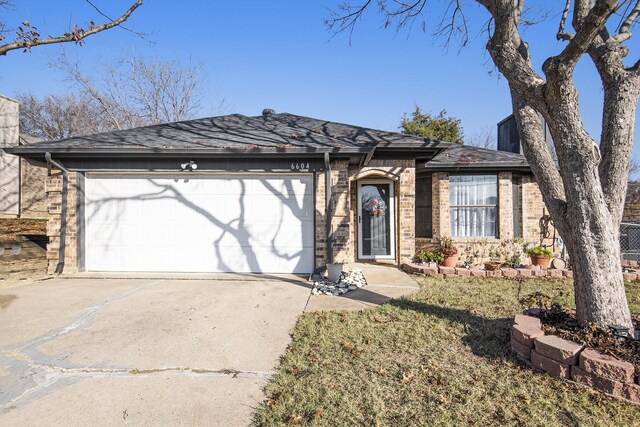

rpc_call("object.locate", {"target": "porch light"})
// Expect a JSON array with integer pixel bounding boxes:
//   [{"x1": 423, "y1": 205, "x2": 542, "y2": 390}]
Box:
[{"x1": 181, "y1": 161, "x2": 198, "y2": 171}]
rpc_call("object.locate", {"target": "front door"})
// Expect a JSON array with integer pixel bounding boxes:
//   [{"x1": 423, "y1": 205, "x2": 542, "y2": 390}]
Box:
[{"x1": 357, "y1": 180, "x2": 395, "y2": 260}]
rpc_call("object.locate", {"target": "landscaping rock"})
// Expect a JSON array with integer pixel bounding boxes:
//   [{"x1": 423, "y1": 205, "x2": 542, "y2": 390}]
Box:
[
  {"x1": 534, "y1": 335, "x2": 583, "y2": 365},
  {"x1": 532, "y1": 269, "x2": 546, "y2": 277},
  {"x1": 623, "y1": 383, "x2": 640, "y2": 404},
  {"x1": 562, "y1": 270, "x2": 573, "y2": 279},
  {"x1": 547, "y1": 269, "x2": 563, "y2": 278},
  {"x1": 531, "y1": 350, "x2": 571, "y2": 379},
  {"x1": 439, "y1": 266, "x2": 456, "y2": 276},
  {"x1": 311, "y1": 268, "x2": 367, "y2": 297},
  {"x1": 455, "y1": 267, "x2": 470, "y2": 276},
  {"x1": 501, "y1": 268, "x2": 518, "y2": 278},
  {"x1": 514, "y1": 314, "x2": 541, "y2": 329},
  {"x1": 511, "y1": 334, "x2": 531, "y2": 359},
  {"x1": 579, "y1": 348, "x2": 635, "y2": 383},
  {"x1": 485, "y1": 270, "x2": 500, "y2": 277},
  {"x1": 623, "y1": 272, "x2": 638, "y2": 281},
  {"x1": 469, "y1": 269, "x2": 486, "y2": 277},
  {"x1": 516, "y1": 268, "x2": 533, "y2": 277},
  {"x1": 570, "y1": 366, "x2": 624, "y2": 395},
  {"x1": 512, "y1": 324, "x2": 544, "y2": 347}
]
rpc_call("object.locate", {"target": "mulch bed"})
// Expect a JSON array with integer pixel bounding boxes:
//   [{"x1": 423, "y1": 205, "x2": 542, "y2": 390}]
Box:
[{"x1": 531, "y1": 306, "x2": 639, "y2": 375}]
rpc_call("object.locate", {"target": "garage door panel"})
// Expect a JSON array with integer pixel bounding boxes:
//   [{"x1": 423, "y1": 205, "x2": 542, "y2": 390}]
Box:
[{"x1": 85, "y1": 174, "x2": 313, "y2": 273}]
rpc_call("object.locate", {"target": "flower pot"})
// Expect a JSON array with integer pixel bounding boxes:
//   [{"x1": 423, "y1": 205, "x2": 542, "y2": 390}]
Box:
[
  {"x1": 530, "y1": 255, "x2": 551, "y2": 269},
  {"x1": 326, "y1": 263, "x2": 344, "y2": 282},
  {"x1": 442, "y1": 255, "x2": 458, "y2": 268}
]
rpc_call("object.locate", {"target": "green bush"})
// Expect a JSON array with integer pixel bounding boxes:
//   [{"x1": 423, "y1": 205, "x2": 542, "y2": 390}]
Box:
[
  {"x1": 526, "y1": 246, "x2": 552, "y2": 257},
  {"x1": 413, "y1": 249, "x2": 444, "y2": 264}
]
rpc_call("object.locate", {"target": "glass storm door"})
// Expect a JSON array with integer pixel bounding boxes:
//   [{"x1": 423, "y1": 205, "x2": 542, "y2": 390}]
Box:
[{"x1": 357, "y1": 180, "x2": 395, "y2": 260}]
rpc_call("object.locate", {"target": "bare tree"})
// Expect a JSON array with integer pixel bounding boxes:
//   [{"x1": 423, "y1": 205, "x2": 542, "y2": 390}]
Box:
[
  {"x1": 17, "y1": 92, "x2": 124, "y2": 140},
  {"x1": 328, "y1": 1, "x2": 639, "y2": 329},
  {"x1": 467, "y1": 126, "x2": 496, "y2": 150},
  {"x1": 53, "y1": 51, "x2": 215, "y2": 130},
  {"x1": 0, "y1": 1, "x2": 143, "y2": 56}
]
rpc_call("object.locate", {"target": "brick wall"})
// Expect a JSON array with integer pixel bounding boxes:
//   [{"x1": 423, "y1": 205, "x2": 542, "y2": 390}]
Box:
[
  {"x1": 315, "y1": 160, "x2": 351, "y2": 267},
  {"x1": 20, "y1": 158, "x2": 48, "y2": 218},
  {"x1": 417, "y1": 172, "x2": 556, "y2": 261},
  {"x1": 46, "y1": 169, "x2": 79, "y2": 274},
  {"x1": 347, "y1": 159, "x2": 415, "y2": 265}
]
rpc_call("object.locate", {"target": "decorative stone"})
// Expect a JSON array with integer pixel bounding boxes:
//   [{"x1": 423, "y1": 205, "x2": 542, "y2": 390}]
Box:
[
  {"x1": 623, "y1": 272, "x2": 638, "y2": 281},
  {"x1": 534, "y1": 335, "x2": 583, "y2": 365},
  {"x1": 311, "y1": 268, "x2": 367, "y2": 297},
  {"x1": 532, "y1": 269, "x2": 546, "y2": 277},
  {"x1": 511, "y1": 335, "x2": 531, "y2": 359},
  {"x1": 623, "y1": 383, "x2": 640, "y2": 404},
  {"x1": 455, "y1": 267, "x2": 470, "y2": 276},
  {"x1": 438, "y1": 266, "x2": 455, "y2": 276},
  {"x1": 516, "y1": 268, "x2": 533, "y2": 277},
  {"x1": 512, "y1": 324, "x2": 544, "y2": 347},
  {"x1": 531, "y1": 350, "x2": 571, "y2": 379},
  {"x1": 469, "y1": 268, "x2": 486, "y2": 277},
  {"x1": 485, "y1": 270, "x2": 500, "y2": 277},
  {"x1": 570, "y1": 366, "x2": 624, "y2": 395},
  {"x1": 579, "y1": 348, "x2": 635, "y2": 383},
  {"x1": 563, "y1": 270, "x2": 573, "y2": 279},
  {"x1": 348, "y1": 285, "x2": 357, "y2": 291},
  {"x1": 501, "y1": 268, "x2": 518, "y2": 278},
  {"x1": 547, "y1": 269, "x2": 563, "y2": 278},
  {"x1": 514, "y1": 314, "x2": 541, "y2": 329}
]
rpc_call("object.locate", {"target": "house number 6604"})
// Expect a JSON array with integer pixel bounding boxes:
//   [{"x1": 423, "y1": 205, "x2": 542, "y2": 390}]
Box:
[{"x1": 291, "y1": 162, "x2": 310, "y2": 170}]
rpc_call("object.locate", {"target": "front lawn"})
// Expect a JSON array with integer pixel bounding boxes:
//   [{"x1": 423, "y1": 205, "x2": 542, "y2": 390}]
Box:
[{"x1": 254, "y1": 277, "x2": 640, "y2": 426}]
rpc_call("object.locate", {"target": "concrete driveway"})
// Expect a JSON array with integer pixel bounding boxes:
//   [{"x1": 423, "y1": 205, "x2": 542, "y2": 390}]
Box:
[{"x1": 0, "y1": 275, "x2": 311, "y2": 426}]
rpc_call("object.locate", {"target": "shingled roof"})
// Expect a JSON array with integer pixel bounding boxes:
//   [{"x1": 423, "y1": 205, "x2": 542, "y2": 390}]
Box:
[
  {"x1": 421, "y1": 144, "x2": 529, "y2": 171},
  {"x1": 5, "y1": 112, "x2": 450, "y2": 157}
]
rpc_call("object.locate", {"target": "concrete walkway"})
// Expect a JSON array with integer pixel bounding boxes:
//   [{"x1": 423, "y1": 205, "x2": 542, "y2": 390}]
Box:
[{"x1": 305, "y1": 263, "x2": 420, "y2": 312}]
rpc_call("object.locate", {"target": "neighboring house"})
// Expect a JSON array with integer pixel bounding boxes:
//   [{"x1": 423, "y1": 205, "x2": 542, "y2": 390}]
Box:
[
  {"x1": 0, "y1": 95, "x2": 47, "y2": 219},
  {"x1": 5, "y1": 110, "x2": 550, "y2": 274}
]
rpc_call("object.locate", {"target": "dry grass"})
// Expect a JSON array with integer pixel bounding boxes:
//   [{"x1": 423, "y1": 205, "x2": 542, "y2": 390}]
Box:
[{"x1": 254, "y1": 276, "x2": 640, "y2": 426}]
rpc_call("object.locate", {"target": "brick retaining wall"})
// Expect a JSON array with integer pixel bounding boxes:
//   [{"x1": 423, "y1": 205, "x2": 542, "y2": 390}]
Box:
[{"x1": 511, "y1": 315, "x2": 639, "y2": 405}]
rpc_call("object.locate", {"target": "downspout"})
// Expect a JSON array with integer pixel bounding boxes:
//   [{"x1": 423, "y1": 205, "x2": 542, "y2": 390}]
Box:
[
  {"x1": 324, "y1": 152, "x2": 333, "y2": 265},
  {"x1": 45, "y1": 152, "x2": 69, "y2": 274}
]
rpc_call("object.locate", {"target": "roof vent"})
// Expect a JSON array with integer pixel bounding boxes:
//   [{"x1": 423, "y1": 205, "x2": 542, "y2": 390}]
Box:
[{"x1": 262, "y1": 108, "x2": 275, "y2": 116}]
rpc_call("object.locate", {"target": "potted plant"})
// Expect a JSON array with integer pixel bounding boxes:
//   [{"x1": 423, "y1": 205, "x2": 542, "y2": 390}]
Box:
[
  {"x1": 439, "y1": 237, "x2": 458, "y2": 268},
  {"x1": 527, "y1": 246, "x2": 553, "y2": 269}
]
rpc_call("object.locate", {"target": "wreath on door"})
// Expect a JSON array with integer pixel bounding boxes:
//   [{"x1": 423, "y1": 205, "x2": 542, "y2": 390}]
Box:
[{"x1": 370, "y1": 197, "x2": 386, "y2": 217}]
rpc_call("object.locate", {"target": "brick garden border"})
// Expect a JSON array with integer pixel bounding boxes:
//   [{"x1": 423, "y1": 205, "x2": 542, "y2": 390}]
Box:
[
  {"x1": 511, "y1": 315, "x2": 640, "y2": 405},
  {"x1": 402, "y1": 262, "x2": 640, "y2": 281}
]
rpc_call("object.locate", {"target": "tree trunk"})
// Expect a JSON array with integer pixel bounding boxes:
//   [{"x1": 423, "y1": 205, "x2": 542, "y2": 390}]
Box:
[{"x1": 510, "y1": 76, "x2": 634, "y2": 330}]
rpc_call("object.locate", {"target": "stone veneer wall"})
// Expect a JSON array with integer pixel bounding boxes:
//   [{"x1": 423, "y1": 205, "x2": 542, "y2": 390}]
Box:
[
  {"x1": 511, "y1": 315, "x2": 639, "y2": 405},
  {"x1": 45, "y1": 169, "x2": 80, "y2": 274},
  {"x1": 416, "y1": 172, "x2": 557, "y2": 257}
]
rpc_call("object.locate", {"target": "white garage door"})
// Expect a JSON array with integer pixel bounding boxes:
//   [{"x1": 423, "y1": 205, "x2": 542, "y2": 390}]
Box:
[{"x1": 84, "y1": 174, "x2": 314, "y2": 273}]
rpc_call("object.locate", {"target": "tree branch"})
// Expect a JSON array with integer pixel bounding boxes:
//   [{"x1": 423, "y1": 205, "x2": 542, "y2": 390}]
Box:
[
  {"x1": 557, "y1": 0, "x2": 575, "y2": 41},
  {"x1": 614, "y1": 0, "x2": 640, "y2": 42},
  {"x1": 0, "y1": 0, "x2": 142, "y2": 56}
]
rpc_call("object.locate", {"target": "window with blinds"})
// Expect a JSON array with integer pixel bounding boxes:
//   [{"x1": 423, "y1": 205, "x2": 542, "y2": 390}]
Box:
[{"x1": 449, "y1": 175, "x2": 498, "y2": 238}]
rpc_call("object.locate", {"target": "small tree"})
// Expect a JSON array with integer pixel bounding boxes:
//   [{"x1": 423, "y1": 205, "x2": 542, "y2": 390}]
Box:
[{"x1": 400, "y1": 106, "x2": 464, "y2": 143}]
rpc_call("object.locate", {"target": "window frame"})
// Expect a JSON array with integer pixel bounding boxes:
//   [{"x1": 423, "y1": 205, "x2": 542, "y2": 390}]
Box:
[
  {"x1": 449, "y1": 174, "x2": 498, "y2": 238},
  {"x1": 415, "y1": 174, "x2": 433, "y2": 238}
]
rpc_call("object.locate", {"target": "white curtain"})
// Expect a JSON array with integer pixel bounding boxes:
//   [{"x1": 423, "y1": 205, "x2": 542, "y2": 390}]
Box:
[{"x1": 449, "y1": 175, "x2": 497, "y2": 237}]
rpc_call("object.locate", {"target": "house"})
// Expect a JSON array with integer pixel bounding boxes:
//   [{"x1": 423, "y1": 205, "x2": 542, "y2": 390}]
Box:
[
  {"x1": 4, "y1": 110, "x2": 550, "y2": 274},
  {"x1": 0, "y1": 95, "x2": 48, "y2": 219}
]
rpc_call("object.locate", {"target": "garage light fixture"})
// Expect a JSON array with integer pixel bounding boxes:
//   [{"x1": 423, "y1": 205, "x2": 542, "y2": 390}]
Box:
[{"x1": 181, "y1": 160, "x2": 198, "y2": 171}]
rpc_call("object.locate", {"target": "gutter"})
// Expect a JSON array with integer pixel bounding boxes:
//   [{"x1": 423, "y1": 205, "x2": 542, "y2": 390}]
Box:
[
  {"x1": 324, "y1": 152, "x2": 333, "y2": 265},
  {"x1": 45, "y1": 152, "x2": 69, "y2": 274}
]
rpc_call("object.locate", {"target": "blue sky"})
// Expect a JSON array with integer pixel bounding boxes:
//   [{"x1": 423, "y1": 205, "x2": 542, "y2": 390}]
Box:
[{"x1": 0, "y1": 1, "x2": 638, "y2": 165}]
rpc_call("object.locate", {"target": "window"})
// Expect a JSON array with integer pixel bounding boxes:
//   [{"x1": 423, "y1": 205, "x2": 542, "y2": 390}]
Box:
[
  {"x1": 450, "y1": 175, "x2": 497, "y2": 237},
  {"x1": 415, "y1": 175, "x2": 433, "y2": 238}
]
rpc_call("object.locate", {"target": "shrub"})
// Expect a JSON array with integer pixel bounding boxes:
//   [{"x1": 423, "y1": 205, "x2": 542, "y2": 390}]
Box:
[
  {"x1": 526, "y1": 246, "x2": 552, "y2": 258},
  {"x1": 413, "y1": 249, "x2": 444, "y2": 264}
]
